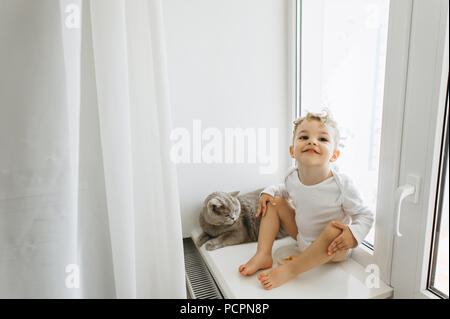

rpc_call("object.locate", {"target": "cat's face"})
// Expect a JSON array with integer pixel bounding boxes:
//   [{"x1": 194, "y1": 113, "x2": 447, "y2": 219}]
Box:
[{"x1": 203, "y1": 191, "x2": 240, "y2": 226}]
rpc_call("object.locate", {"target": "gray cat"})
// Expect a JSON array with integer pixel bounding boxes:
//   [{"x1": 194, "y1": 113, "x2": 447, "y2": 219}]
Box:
[{"x1": 196, "y1": 188, "x2": 288, "y2": 250}]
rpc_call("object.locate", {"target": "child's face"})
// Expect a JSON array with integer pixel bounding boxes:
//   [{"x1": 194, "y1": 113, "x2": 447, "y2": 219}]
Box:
[{"x1": 289, "y1": 119, "x2": 340, "y2": 168}]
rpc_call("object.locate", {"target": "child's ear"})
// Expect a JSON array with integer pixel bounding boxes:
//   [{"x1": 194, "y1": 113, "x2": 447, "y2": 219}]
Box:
[
  {"x1": 289, "y1": 145, "x2": 295, "y2": 158},
  {"x1": 330, "y1": 150, "x2": 340, "y2": 162}
]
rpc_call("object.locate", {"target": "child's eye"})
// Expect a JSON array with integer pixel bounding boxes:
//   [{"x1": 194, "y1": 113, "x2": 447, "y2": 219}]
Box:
[
  {"x1": 299, "y1": 135, "x2": 308, "y2": 140},
  {"x1": 320, "y1": 137, "x2": 328, "y2": 142}
]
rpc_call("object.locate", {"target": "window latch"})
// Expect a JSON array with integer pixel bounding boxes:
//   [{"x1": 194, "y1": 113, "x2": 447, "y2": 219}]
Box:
[{"x1": 394, "y1": 175, "x2": 421, "y2": 237}]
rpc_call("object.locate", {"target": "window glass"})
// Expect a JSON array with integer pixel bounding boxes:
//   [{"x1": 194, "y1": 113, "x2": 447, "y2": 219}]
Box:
[{"x1": 300, "y1": 0, "x2": 390, "y2": 246}]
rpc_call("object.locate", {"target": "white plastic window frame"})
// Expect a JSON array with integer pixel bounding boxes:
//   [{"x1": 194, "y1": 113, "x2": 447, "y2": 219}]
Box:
[
  {"x1": 291, "y1": 0, "x2": 416, "y2": 285},
  {"x1": 389, "y1": 0, "x2": 449, "y2": 299}
]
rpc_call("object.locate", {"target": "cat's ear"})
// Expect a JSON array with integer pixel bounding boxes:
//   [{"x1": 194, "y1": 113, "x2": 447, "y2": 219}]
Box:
[
  {"x1": 209, "y1": 198, "x2": 221, "y2": 208},
  {"x1": 228, "y1": 191, "x2": 240, "y2": 197}
]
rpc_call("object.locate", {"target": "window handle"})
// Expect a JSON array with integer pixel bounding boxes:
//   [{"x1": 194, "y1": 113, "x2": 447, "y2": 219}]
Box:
[{"x1": 394, "y1": 175, "x2": 420, "y2": 237}]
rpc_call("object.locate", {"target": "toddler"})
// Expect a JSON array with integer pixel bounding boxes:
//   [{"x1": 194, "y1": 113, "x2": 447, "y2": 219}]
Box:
[{"x1": 238, "y1": 110, "x2": 374, "y2": 290}]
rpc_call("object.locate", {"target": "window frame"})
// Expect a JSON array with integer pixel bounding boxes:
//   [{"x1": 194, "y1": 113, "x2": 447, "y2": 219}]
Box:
[
  {"x1": 294, "y1": 0, "x2": 448, "y2": 298},
  {"x1": 427, "y1": 85, "x2": 449, "y2": 299},
  {"x1": 387, "y1": 0, "x2": 449, "y2": 299},
  {"x1": 293, "y1": 0, "x2": 415, "y2": 285}
]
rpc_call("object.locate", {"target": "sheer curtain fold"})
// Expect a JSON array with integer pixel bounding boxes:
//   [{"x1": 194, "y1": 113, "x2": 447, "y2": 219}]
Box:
[
  {"x1": 0, "y1": 0, "x2": 79, "y2": 298},
  {"x1": 89, "y1": 0, "x2": 185, "y2": 299},
  {"x1": 0, "y1": 0, "x2": 185, "y2": 298}
]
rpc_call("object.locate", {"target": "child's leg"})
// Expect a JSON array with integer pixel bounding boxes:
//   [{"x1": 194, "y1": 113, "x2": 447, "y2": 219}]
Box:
[
  {"x1": 239, "y1": 196, "x2": 298, "y2": 276},
  {"x1": 327, "y1": 248, "x2": 351, "y2": 263},
  {"x1": 258, "y1": 221, "x2": 348, "y2": 289}
]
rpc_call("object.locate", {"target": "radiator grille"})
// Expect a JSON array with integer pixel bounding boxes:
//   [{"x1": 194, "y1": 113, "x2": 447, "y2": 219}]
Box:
[{"x1": 183, "y1": 238, "x2": 223, "y2": 299}]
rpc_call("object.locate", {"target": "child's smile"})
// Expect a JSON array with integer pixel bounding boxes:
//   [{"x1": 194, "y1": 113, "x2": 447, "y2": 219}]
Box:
[{"x1": 303, "y1": 148, "x2": 320, "y2": 154}]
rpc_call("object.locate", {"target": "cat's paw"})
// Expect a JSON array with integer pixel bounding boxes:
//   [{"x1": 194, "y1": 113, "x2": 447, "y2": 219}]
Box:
[
  {"x1": 196, "y1": 232, "x2": 211, "y2": 247},
  {"x1": 205, "y1": 240, "x2": 220, "y2": 251}
]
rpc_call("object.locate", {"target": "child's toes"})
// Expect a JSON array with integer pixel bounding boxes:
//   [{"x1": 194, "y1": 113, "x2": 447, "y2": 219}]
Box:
[
  {"x1": 262, "y1": 277, "x2": 272, "y2": 289},
  {"x1": 240, "y1": 265, "x2": 252, "y2": 275},
  {"x1": 258, "y1": 274, "x2": 271, "y2": 286},
  {"x1": 257, "y1": 273, "x2": 268, "y2": 281},
  {"x1": 263, "y1": 282, "x2": 272, "y2": 290}
]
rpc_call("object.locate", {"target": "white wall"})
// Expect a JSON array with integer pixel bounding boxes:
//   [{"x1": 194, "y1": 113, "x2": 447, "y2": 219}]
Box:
[{"x1": 162, "y1": 0, "x2": 293, "y2": 237}]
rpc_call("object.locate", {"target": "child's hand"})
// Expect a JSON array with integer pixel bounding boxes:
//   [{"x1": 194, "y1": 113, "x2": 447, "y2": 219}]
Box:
[
  {"x1": 256, "y1": 194, "x2": 276, "y2": 217},
  {"x1": 327, "y1": 221, "x2": 358, "y2": 255}
]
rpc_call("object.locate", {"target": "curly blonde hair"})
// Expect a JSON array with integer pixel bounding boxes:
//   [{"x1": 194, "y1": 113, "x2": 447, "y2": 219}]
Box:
[{"x1": 292, "y1": 109, "x2": 340, "y2": 150}]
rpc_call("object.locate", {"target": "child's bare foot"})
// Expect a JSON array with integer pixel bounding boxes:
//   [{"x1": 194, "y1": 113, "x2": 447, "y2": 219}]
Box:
[
  {"x1": 257, "y1": 264, "x2": 296, "y2": 290},
  {"x1": 238, "y1": 252, "x2": 273, "y2": 276}
]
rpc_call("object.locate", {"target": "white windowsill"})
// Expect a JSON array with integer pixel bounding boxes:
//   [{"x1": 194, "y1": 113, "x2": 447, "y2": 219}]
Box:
[
  {"x1": 415, "y1": 289, "x2": 443, "y2": 299},
  {"x1": 191, "y1": 228, "x2": 393, "y2": 299}
]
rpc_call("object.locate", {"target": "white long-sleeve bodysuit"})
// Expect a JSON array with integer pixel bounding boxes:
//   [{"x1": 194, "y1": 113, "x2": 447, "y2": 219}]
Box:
[{"x1": 261, "y1": 167, "x2": 374, "y2": 252}]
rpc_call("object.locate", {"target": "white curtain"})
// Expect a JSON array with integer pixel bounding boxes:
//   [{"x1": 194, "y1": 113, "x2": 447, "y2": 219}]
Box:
[{"x1": 0, "y1": 0, "x2": 186, "y2": 298}]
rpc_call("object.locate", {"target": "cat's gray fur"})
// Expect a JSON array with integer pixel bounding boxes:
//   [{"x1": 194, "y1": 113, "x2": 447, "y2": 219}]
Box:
[{"x1": 196, "y1": 188, "x2": 288, "y2": 250}]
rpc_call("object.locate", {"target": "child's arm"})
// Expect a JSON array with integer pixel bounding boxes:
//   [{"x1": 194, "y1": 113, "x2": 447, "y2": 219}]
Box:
[
  {"x1": 327, "y1": 221, "x2": 358, "y2": 255},
  {"x1": 259, "y1": 183, "x2": 290, "y2": 199},
  {"x1": 335, "y1": 175, "x2": 375, "y2": 249},
  {"x1": 256, "y1": 183, "x2": 290, "y2": 218},
  {"x1": 257, "y1": 167, "x2": 295, "y2": 217}
]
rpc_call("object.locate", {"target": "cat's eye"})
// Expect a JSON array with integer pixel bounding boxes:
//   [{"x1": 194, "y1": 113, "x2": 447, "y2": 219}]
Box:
[{"x1": 214, "y1": 205, "x2": 226, "y2": 214}]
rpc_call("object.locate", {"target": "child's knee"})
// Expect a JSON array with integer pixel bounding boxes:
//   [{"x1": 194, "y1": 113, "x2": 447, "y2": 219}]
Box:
[
  {"x1": 271, "y1": 196, "x2": 295, "y2": 213},
  {"x1": 330, "y1": 249, "x2": 350, "y2": 262},
  {"x1": 263, "y1": 196, "x2": 285, "y2": 216},
  {"x1": 272, "y1": 196, "x2": 286, "y2": 206},
  {"x1": 322, "y1": 221, "x2": 342, "y2": 241}
]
